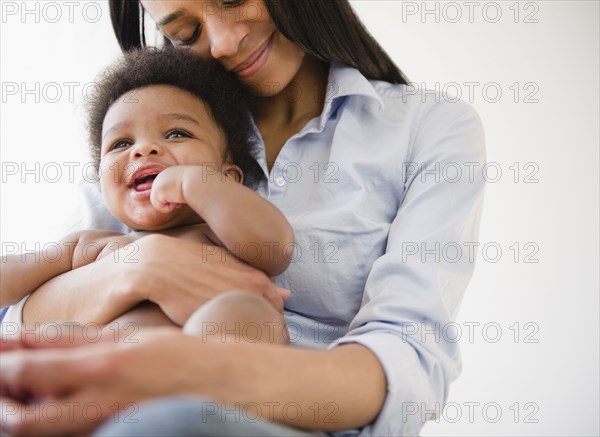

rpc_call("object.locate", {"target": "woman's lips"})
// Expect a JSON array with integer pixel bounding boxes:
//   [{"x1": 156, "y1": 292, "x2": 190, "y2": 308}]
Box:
[{"x1": 234, "y1": 33, "x2": 274, "y2": 78}]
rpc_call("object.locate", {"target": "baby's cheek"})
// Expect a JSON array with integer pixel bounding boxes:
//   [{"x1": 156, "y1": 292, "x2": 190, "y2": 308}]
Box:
[{"x1": 99, "y1": 160, "x2": 120, "y2": 188}]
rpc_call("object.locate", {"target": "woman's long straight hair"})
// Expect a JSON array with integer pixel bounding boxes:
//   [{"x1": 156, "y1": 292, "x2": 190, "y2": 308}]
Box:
[{"x1": 109, "y1": 0, "x2": 408, "y2": 84}]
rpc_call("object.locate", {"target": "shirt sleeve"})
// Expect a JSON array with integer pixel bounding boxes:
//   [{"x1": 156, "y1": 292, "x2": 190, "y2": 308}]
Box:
[
  {"x1": 0, "y1": 294, "x2": 29, "y2": 341},
  {"x1": 330, "y1": 97, "x2": 486, "y2": 436}
]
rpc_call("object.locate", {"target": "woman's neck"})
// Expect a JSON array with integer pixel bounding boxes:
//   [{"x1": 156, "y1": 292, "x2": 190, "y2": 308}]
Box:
[{"x1": 249, "y1": 56, "x2": 330, "y2": 170}]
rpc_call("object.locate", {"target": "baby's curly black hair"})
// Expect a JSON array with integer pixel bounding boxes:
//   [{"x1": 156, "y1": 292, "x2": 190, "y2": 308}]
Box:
[{"x1": 87, "y1": 48, "x2": 262, "y2": 187}]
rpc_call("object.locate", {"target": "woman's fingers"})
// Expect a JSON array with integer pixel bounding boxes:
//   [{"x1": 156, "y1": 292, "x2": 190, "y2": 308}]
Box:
[
  {"x1": 0, "y1": 331, "x2": 228, "y2": 436},
  {"x1": 0, "y1": 328, "x2": 183, "y2": 400},
  {"x1": 0, "y1": 345, "x2": 131, "y2": 436},
  {"x1": 0, "y1": 391, "x2": 128, "y2": 437},
  {"x1": 24, "y1": 323, "x2": 111, "y2": 349},
  {"x1": 1, "y1": 323, "x2": 123, "y2": 352},
  {"x1": 139, "y1": 238, "x2": 285, "y2": 320},
  {"x1": 1, "y1": 346, "x2": 104, "y2": 396},
  {"x1": 119, "y1": 234, "x2": 286, "y2": 325},
  {"x1": 0, "y1": 340, "x2": 25, "y2": 352}
]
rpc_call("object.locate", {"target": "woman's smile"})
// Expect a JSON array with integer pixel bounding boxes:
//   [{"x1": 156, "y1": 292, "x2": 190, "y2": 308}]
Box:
[{"x1": 233, "y1": 31, "x2": 274, "y2": 78}]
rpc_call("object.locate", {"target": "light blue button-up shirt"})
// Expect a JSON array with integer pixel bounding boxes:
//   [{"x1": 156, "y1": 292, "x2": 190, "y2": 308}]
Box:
[
  {"x1": 4, "y1": 63, "x2": 485, "y2": 436},
  {"x1": 249, "y1": 64, "x2": 486, "y2": 436}
]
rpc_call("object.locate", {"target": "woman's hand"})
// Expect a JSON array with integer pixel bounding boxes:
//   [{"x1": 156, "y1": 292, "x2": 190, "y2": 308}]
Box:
[
  {"x1": 23, "y1": 232, "x2": 289, "y2": 327},
  {"x1": 120, "y1": 233, "x2": 289, "y2": 325},
  {"x1": 0, "y1": 328, "x2": 185, "y2": 437},
  {"x1": 0, "y1": 327, "x2": 386, "y2": 437}
]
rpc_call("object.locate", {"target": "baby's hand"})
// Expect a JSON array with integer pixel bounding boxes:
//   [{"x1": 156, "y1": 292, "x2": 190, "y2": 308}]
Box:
[
  {"x1": 150, "y1": 166, "x2": 188, "y2": 213},
  {"x1": 151, "y1": 164, "x2": 226, "y2": 213}
]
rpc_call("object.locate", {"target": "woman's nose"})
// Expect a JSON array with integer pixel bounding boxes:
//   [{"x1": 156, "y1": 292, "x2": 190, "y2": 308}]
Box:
[
  {"x1": 130, "y1": 141, "x2": 162, "y2": 159},
  {"x1": 204, "y1": 15, "x2": 249, "y2": 60}
]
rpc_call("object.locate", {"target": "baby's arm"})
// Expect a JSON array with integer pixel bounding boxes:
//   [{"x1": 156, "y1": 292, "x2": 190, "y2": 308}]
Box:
[
  {"x1": 1, "y1": 230, "x2": 122, "y2": 307},
  {"x1": 152, "y1": 165, "x2": 294, "y2": 277}
]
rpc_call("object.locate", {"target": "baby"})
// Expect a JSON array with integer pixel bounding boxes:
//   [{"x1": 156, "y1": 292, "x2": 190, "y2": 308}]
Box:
[{"x1": 1, "y1": 49, "x2": 293, "y2": 343}]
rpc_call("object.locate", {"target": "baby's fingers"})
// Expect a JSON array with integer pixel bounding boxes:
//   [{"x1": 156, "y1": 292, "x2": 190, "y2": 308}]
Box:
[{"x1": 150, "y1": 192, "x2": 181, "y2": 213}]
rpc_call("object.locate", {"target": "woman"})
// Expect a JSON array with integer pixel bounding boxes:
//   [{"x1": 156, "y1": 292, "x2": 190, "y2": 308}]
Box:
[{"x1": 0, "y1": 1, "x2": 486, "y2": 436}]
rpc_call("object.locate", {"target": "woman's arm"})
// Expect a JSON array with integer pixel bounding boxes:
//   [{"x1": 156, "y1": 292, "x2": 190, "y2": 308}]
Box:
[
  {"x1": 1, "y1": 230, "x2": 121, "y2": 308},
  {"x1": 21, "y1": 245, "x2": 141, "y2": 327},
  {"x1": 151, "y1": 165, "x2": 294, "y2": 277},
  {"x1": 22, "y1": 234, "x2": 287, "y2": 327},
  {"x1": 1, "y1": 234, "x2": 78, "y2": 307},
  {"x1": 0, "y1": 331, "x2": 385, "y2": 436}
]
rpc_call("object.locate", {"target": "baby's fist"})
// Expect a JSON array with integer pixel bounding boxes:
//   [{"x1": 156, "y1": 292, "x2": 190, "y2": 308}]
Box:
[{"x1": 150, "y1": 166, "x2": 186, "y2": 213}]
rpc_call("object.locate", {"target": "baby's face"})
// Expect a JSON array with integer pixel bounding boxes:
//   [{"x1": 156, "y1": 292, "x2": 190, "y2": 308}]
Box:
[{"x1": 99, "y1": 84, "x2": 234, "y2": 230}]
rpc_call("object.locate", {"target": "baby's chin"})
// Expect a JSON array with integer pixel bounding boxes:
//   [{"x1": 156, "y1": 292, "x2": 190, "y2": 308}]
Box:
[{"x1": 120, "y1": 210, "x2": 204, "y2": 232}]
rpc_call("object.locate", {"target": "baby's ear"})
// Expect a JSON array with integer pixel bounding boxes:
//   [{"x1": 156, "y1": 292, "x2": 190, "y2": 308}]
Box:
[{"x1": 223, "y1": 164, "x2": 244, "y2": 184}]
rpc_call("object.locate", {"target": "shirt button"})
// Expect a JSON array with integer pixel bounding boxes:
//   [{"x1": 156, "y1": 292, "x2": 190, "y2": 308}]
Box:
[{"x1": 275, "y1": 176, "x2": 286, "y2": 187}]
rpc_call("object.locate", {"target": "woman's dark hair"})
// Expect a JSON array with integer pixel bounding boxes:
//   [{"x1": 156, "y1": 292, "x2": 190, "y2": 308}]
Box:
[
  {"x1": 87, "y1": 48, "x2": 262, "y2": 186},
  {"x1": 109, "y1": 0, "x2": 408, "y2": 84}
]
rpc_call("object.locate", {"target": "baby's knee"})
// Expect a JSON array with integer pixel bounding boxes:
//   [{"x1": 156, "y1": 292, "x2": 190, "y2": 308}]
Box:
[{"x1": 183, "y1": 291, "x2": 288, "y2": 344}]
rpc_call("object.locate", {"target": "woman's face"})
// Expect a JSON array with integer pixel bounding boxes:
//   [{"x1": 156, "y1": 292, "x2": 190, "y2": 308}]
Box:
[{"x1": 141, "y1": 0, "x2": 306, "y2": 97}]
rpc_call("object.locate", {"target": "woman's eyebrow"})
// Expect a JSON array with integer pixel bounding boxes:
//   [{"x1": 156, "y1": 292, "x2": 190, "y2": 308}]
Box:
[{"x1": 157, "y1": 10, "x2": 185, "y2": 28}]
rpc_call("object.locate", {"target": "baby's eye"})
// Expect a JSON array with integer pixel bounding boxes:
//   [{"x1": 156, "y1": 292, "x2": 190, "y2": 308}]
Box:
[
  {"x1": 166, "y1": 130, "x2": 192, "y2": 140},
  {"x1": 110, "y1": 140, "x2": 132, "y2": 151}
]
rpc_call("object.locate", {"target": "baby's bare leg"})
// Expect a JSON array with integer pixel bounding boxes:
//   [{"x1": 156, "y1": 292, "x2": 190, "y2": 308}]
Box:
[
  {"x1": 183, "y1": 290, "x2": 289, "y2": 345},
  {"x1": 104, "y1": 302, "x2": 178, "y2": 339}
]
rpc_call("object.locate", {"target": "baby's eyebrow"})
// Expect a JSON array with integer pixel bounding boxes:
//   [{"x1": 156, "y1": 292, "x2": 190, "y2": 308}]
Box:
[
  {"x1": 102, "y1": 121, "x2": 128, "y2": 140},
  {"x1": 160, "y1": 113, "x2": 201, "y2": 126}
]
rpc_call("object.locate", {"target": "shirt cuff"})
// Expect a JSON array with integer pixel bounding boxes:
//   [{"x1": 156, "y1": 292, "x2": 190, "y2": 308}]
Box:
[
  {"x1": 0, "y1": 294, "x2": 29, "y2": 341},
  {"x1": 329, "y1": 331, "x2": 441, "y2": 436}
]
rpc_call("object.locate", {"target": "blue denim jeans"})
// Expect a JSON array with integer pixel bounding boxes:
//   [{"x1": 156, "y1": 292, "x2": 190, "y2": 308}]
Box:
[{"x1": 94, "y1": 396, "x2": 330, "y2": 437}]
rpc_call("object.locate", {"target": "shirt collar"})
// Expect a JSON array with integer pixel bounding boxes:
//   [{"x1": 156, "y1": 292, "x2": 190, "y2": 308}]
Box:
[
  {"x1": 320, "y1": 63, "x2": 384, "y2": 122},
  {"x1": 248, "y1": 63, "x2": 386, "y2": 177}
]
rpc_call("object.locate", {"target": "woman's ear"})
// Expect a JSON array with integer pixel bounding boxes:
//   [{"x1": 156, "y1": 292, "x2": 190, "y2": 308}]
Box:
[{"x1": 223, "y1": 164, "x2": 244, "y2": 184}]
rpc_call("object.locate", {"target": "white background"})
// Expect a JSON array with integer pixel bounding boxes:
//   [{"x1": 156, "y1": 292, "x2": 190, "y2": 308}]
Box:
[{"x1": 1, "y1": 1, "x2": 598, "y2": 435}]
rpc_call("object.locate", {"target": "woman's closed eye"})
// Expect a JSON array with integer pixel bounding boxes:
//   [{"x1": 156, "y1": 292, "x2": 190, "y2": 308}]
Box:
[
  {"x1": 222, "y1": 0, "x2": 244, "y2": 8},
  {"x1": 166, "y1": 129, "x2": 193, "y2": 140},
  {"x1": 169, "y1": 0, "x2": 244, "y2": 46},
  {"x1": 176, "y1": 24, "x2": 201, "y2": 46}
]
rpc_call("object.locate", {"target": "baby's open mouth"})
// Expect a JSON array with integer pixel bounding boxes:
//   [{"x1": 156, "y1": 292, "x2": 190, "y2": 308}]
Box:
[
  {"x1": 128, "y1": 164, "x2": 166, "y2": 193},
  {"x1": 134, "y1": 173, "x2": 158, "y2": 192}
]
